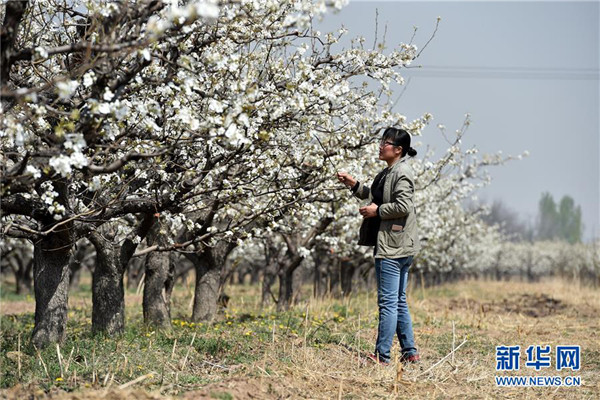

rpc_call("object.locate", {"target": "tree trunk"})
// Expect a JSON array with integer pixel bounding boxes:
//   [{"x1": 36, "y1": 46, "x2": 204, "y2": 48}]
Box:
[
  {"x1": 90, "y1": 215, "x2": 153, "y2": 334},
  {"x1": 313, "y1": 261, "x2": 322, "y2": 299},
  {"x1": 277, "y1": 268, "x2": 295, "y2": 312},
  {"x1": 90, "y1": 235, "x2": 125, "y2": 335},
  {"x1": 143, "y1": 250, "x2": 174, "y2": 328},
  {"x1": 261, "y1": 262, "x2": 278, "y2": 307},
  {"x1": 126, "y1": 257, "x2": 144, "y2": 290},
  {"x1": 250, "y1": 263, "x2": 260, "y2": 285},
  {"x1": 4, "y1": 248, "x2": 34, "y2": 294},
  {"x1": 276, "y1": 217, "x2": 333, "y2": 311},
  {"x1": 68, "y1": 242, "x2": 88, "y2": 291},
  {"x1": 312, "y1": 247, "x2": 329, "y2": 299},
  {"x1": 15, "y1": 258, "x2": 33, "y2": 295},
  {"x1": 0, "y1": 1, "x2": 29, "y2": 87},
  {"x1": 190, "y1": 240, "x2": 237, "y2": 322},
  {"x1": 32, "y1": 232, "x2": 72, "y2": 348},
  {"x1": 340, "y1": 258, "x2": 355, "y2": 296},
  {"x1": 142, "y1": 220, "x2": 174, "y2": 329},
  {"x1": 192, "y1": 261, "x2": 220, "y2": 322},
  {"x1": 328, "y1": 257, "x2": 341, "y2": 295}
]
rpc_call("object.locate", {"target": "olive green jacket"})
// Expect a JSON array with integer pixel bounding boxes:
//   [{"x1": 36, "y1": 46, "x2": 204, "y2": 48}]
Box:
[{"x1": 353, "y1": 157, "x2": 420, "y2": 259}]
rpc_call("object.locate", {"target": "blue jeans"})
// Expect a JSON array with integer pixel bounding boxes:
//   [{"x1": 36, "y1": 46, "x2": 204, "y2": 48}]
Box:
[{"x1": 374, "y1": 256, "x2": 418, "y2": 362}]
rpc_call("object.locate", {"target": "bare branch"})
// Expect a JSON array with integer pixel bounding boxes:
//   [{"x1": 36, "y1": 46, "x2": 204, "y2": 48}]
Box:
[{"x1": 415, "y1": 17, "x2": 441, "y2": 59}]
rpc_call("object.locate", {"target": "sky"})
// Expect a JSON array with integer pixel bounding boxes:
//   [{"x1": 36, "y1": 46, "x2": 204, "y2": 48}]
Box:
[{"x1": 315, "y1": 0, "x2": 600, "y2": 241}]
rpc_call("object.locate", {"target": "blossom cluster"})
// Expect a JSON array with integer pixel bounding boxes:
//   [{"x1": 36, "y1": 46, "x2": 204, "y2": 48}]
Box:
[{"x1": 3, "y1": 0, "x2": 592, "y2": 288}]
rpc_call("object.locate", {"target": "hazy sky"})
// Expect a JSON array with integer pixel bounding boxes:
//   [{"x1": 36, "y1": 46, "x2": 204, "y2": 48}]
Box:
[{"x1": 316, "y1": 0, "x2": 599, "y2": 240}]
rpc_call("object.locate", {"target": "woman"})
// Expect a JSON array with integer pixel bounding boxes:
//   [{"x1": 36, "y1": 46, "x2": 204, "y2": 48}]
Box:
[{"x1": 337, "y1": 127, "x2": 421, "y2": 365}]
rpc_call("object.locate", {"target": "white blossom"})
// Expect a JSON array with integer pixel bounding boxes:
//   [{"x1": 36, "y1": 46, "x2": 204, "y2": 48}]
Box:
[
  {"x1": 89, "y1": 176, "x2": 102, "y2": 191},
  {"x1": 141, "y1": 49, "x2": 151, "y2": 61},
  {"x1": 69, "y1": 151, "x2": 88, "y2": 169},
  {"x1": 298, "y1": 246, "x2": 311, "y2": 258},
  {"x1": 25, "y1": 165, "x2": 41, "y2": 179},
  {"x1": 56, "y1": 80, "x2": 79, "y2": 100},
  {"x1": 98, "y1": 103, "x2": 111, "y2": 114},
  {"x1": 83, "y1": 71, "x2": 95, "y2": 88},
  {"x1": 103, "y1": 88, "x2": 115, "y2": 101},
  {"x1": 49, "y1": 155, "x2": 73, "y2": 177},
  {"x1": 34, "y1": 47, "x2": 48, "y2": 59},
  {"x1": 193, "y1": 1, "x2": 219, "y2": 19}
]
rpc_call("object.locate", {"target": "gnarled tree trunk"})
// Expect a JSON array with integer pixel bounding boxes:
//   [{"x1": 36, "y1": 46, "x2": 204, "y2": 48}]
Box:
[
  {"x1": 31, "y1": 177, "x2": 73, "y2": 348},
  {"x1": 192, "y1": 259, "x2": 220, "y2": 322},
  {"x1": 90, "y1": 215, "x2": 153, "y2": 334},
  {"x1": 143, "y1": 220, "x2": 174, "y2": 329},
  {"x1": 143, "y1": 251, "x2": 174, "y2": 328},
  {"x1": 190, "y1": 240, "x2": 237, "y2": 322},
  {"x1": 274, "y1": 263, "x2": 302, "y2": 312},
  {"x1": 277, "y1": 263, "x2": 300, "y2": 312},
  {"x1": 32, "y1": 231, "x2": 72, "y2": 348},
  {"x1": 276, "y1": 216, "x2": 334, "y2": 311},
  {"x1": 90, "y1": 234, "x2": 124, "y2": 335}
]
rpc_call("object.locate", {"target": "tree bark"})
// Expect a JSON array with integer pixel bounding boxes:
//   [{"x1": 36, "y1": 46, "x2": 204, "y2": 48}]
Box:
[
  {"x1": 261, "y1": 261, "x2": 278, "y2": 307},
  {"x1": 32, "y1": 232, "x2": 72, "y2": 348},
  {"x1": 340, "y1": 257, "x2": 355, "y2": 296},
  {"x1": 192, "y1": 259, "x2": 220, "y2": 322},
  {"x1": 328, "y1": 256, "x2": 341, "y2": 294},
  {"x1": 277, "y1": 267, "x2": 296, "y2": 312},
  {"x1": 190, "y1": 241, "x2": 236, "y2": 322},
  {"x1": 1, "y1": 0, "x2": 29, "y2": 88},
  {"x1": 90, "y1": 215, "x2": 153, "y2": 334},
  {"x1": 276, "y1": 254, "x2": 304, "y2": 312},
  {"x1": 143, "y1": 250, "x2": 173, "y2": 328},
  {"x1": 90, "y1": 234, "x2": 125, "y2": 335},
  {"x1": 313, "y1": 264, "x2": 322, "y2": 299},
  {"x1": 31, "y1": 177, "x2": 75, "y2": 348},
  {"x1": 143, "y1": 220, "x2": 174, "y2": 329},
  {"x1": 312, "y1": 247, "x2": 329, "y2": 299},
  {"x1": 276, "y1": 216, "x2": 334, "y2": 311}
]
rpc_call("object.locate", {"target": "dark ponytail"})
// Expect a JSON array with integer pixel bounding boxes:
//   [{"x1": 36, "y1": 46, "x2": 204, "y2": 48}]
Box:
[{"x1": 381, "y1": 127, "x2": 418, "y2": 158}]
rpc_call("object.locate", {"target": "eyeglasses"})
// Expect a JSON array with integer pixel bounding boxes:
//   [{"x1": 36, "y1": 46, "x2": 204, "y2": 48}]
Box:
[{"x1": 379, "y1": 140, "x2": 396, "y2": 148}]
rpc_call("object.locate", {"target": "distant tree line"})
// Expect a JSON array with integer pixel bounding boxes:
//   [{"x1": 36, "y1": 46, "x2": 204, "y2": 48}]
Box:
[
  {"x1": 536, "y1": 192, "x2": 583, "y2": 244},
  {"x1": 480, "y1": 192, "x2": 584, "y2": 244}
]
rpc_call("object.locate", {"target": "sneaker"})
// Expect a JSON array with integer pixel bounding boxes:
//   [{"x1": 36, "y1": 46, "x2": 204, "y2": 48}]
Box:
[
  {"x1": 366, "y1": 353, "x2": 390, "y2": 366},
  {"x1": 401, "y1": 353, "x2": 420, "y2": 364}
]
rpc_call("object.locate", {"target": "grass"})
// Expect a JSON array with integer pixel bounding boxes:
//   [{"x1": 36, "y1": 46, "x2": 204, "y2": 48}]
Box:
[{"x1": 0, "y1": 275, "x2": 599, "y2": 399}]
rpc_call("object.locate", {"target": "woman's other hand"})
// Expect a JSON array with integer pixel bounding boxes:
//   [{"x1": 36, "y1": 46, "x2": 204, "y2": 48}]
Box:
[
  {"x1": 359, "y1": 203, "x2": 378, "y2": 218},
  {"x1": 336, "y1": 171, "x2": 357, "y2": 188}
]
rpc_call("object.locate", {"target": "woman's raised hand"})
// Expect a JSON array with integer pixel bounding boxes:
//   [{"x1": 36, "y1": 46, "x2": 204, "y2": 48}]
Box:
[{"x1": 336, "y1": 172, "x2": 357, "y2": 188}]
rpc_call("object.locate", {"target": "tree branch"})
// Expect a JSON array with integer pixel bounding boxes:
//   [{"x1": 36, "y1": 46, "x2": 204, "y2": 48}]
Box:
[
  {"x1": 87, "y1": 150, "x2": 169, "y2": 174},
  {"x1": 0, "y1": 0, "x2": 29, "y2": 87}
]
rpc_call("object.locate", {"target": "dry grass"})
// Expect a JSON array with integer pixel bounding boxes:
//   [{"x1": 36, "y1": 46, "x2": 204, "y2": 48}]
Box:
[
  {"x1": 1, "y1": 277, "x2": 599, "y2": 399},
  {"x1": 227, "y1": 278, "x2": 600, "y2": 399}
]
